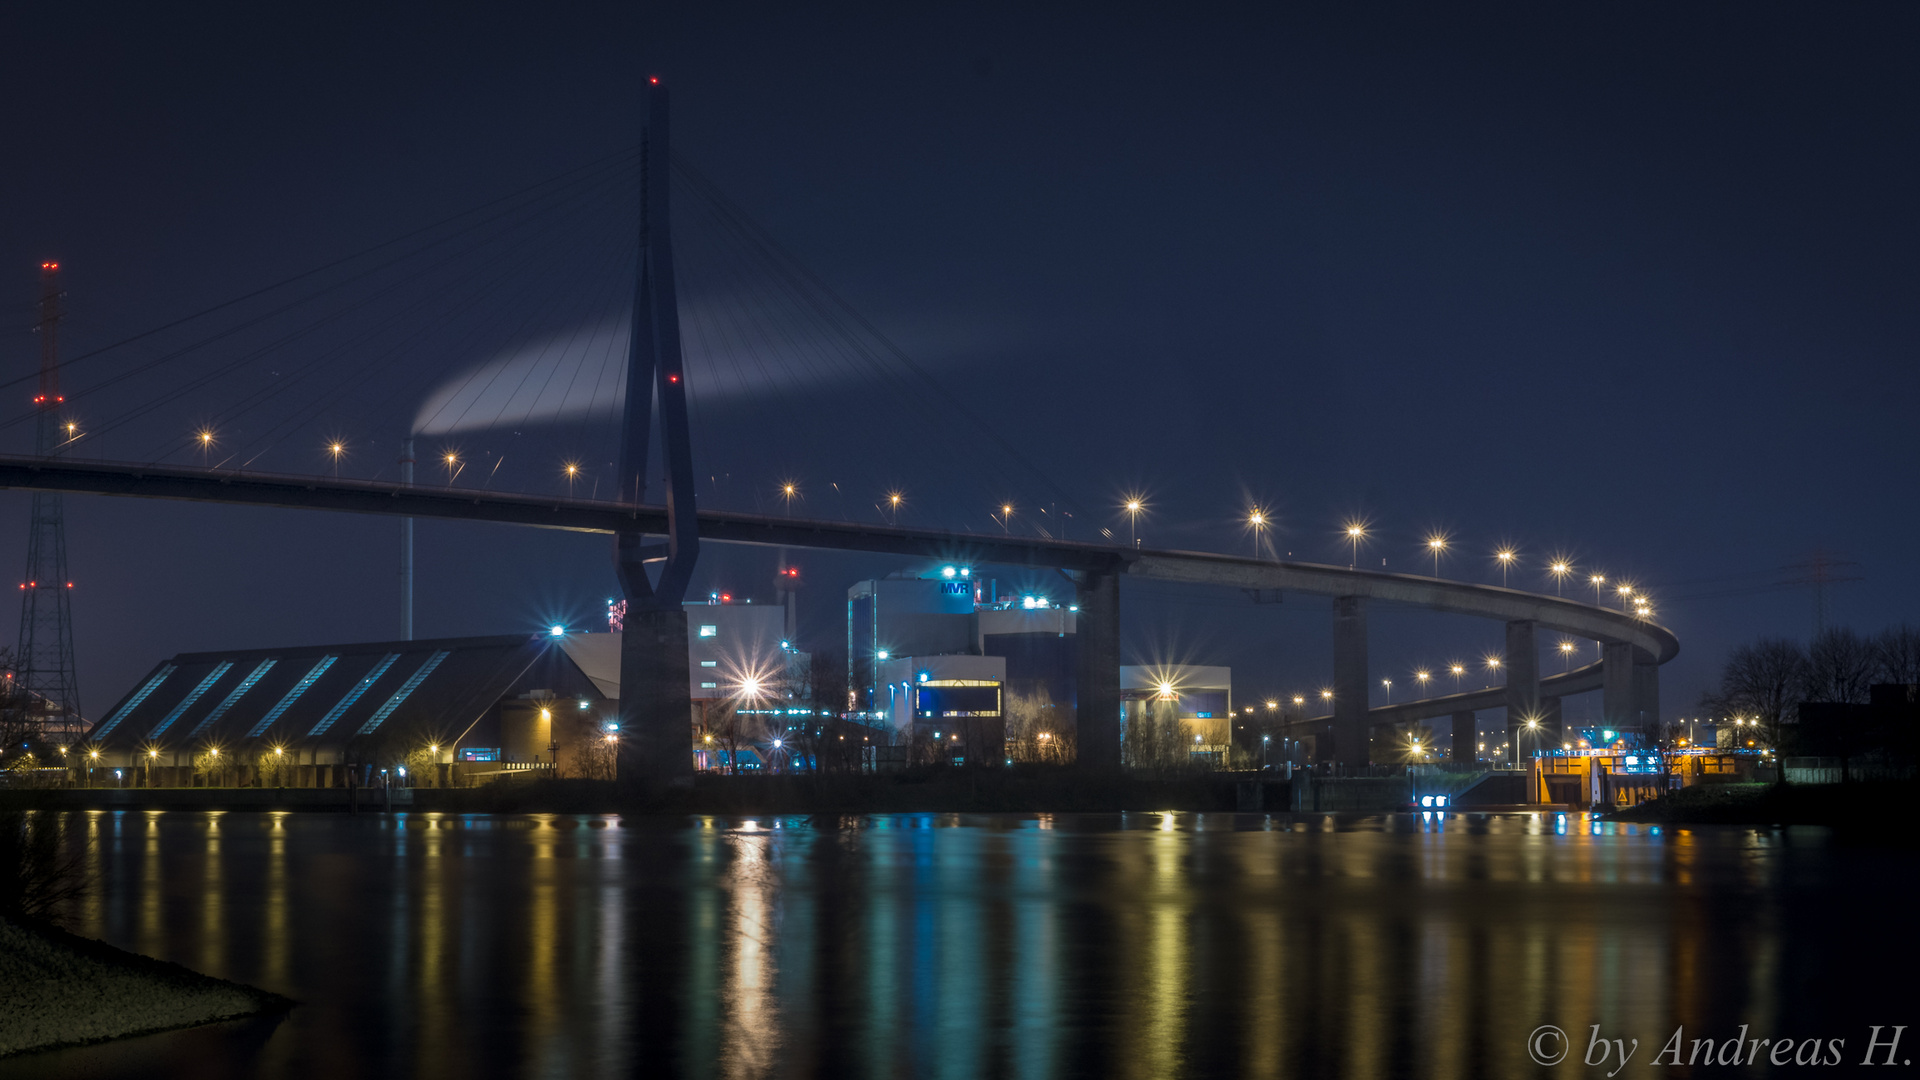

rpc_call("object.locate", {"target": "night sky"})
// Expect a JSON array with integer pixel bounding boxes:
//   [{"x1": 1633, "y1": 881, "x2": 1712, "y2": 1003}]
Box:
[{"x1": 4, "y1": 2, "x2": 1916, "y2": 723}]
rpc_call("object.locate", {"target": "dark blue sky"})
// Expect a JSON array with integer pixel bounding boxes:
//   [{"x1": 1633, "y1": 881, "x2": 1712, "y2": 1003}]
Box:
[{"x1": 4, "y1": 1, "x2": 1916, "y2": 720}]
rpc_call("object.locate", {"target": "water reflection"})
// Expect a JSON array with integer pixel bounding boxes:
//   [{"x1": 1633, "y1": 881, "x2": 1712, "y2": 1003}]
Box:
[{"x1": 17, "y1": 811, "x2": 1908, "y2": 1080}]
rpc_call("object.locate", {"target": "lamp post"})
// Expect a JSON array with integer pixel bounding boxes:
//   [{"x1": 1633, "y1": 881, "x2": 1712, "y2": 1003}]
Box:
[
  {"x1": 1124, "y1": 498, "x2": 1144, "y2": 548},
  {"x1": 998, "y1": 502, "x2": 1012, "y2": 533},
  {"x1": 1484, "y1": 655, "x2": 1502, "y2": 688},
  {"x1": 780, "y1": 482, "x2": 798, "y2": 515},
  {"x1": 1249, "y1": 509, "x2": 1268, "y2": 559},
  {"x1": 1426, "y1": 535, "x2": 1447, "y2": 577},
  {"x1": 567, "y1": 462, "x2": 582, "y2": 497},
  {"x1": 1549, "y1": 561, "x2": 1571, "y2": 595},
  {"x1": 197, "y1": 429, "x2": 215, "y2": 467},
  {"x1": 1345, "y1": 523, "x2": 1366, "y2": 570},
  {"x1": 1449, "y1": 663, "x2": 1465, "y2": 692},
  {"x1": 1559, "y1": 640, "x2": 1576, "y2": 673},
  {"x1": 444, "y1": 452, "x2": 459, "y2": 486},
  {"x1": 1415, "y1": 670, "x2": 1430, "y2": 697},
  {"x1": 1495, "y1": 549, "x2": 1516, "y2": 587},
  {"x1": 1381, "y1": 678, "x2": 1392, "y2": 705},
  {"x1": 328, "y1": 441, "x2": 345, "y2": 478}
]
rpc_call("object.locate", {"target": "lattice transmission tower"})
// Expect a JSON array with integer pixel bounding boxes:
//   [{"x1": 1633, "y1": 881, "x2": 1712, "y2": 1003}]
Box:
[{"x1": 14, "y1": 262, "x2": 82, "y2": 738}]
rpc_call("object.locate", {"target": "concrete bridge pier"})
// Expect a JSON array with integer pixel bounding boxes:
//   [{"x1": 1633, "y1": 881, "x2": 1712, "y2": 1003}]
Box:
[
  {"x1": 1602, "y1": 640, "x2": 1636, "y2": 736},
  {"x1": 1450, "y1": 710, "x2": 1476, "y2": 764},
  {"x1": 616, "y1": 606, "x2": 695, "y2": 787},
  {"x1": 1074, "y1": 567, "x2": 1122, "y2": 771},
  {"x1": 1333, "y1": 596, "x2": 1369, "y2": 768},
  {"x1": 1541, "y1": 696, "x2": 1564, "y2": 752},
  {"x1": 1505, "y1": 619, "x2": 1540, "y2": 766},
  {"x1": 1633, "y1": 647, "x2": 1660, "y2": 733}
]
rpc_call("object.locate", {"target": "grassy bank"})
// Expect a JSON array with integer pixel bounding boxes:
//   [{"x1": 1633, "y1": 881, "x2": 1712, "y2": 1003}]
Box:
[
  {"x1": 1607, "y1": 779, "x2": 1918, "y2": 828},
  {"x1": 414, "y1": 768, "x2": 1273, "y2": 815},
  {"x1": 0, "y1": 917, "x2": 290, "y2": 1058}
]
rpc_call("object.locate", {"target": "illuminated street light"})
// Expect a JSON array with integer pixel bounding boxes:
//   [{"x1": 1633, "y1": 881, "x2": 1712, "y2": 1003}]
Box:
[
  {"x1": 327, "y1": 441, "x2": 346, "y2": 477},
  {"x1": 1415, "y1": 670, "x2": 1431, "y2": 695},
  {"x1": 1248, "y1": 508, "x2": 1269, "y2": 559},
  {"x1": 1320, "y1": 688, "x2": 1333, "y2": 702},
  {"x1": 886, "y1": 491, "x2": 905, "y2": 525},
  {"x1": 1558, "y1": 639, "x2": 1576, "y2": 673},
  {"x1": 443, "y1": 451, "x2": 459, "y2": 486},
  {"x1": 1381, "y1": 678, "x2": 1392, "y2": 704},
  {"x1": 1449, "y1": 663, "x2": 1465, "y2": 691},
  {"x1": 996, "y1": 502, "x2": 1012, "y2": 533},
  {"x1": 1548, "y1": 560, "x2": 1571, "y2": 595},
  {"x1": 1123, "y1": 496, "x2": 1145, "y2": 548},
  {"x1": 565, "y1": 462, "x2": 581, "y2": 497},
  {"x1": 196, "y1": 428, "x2": 215, "y2": 467},
  {"x1": 1494, "y1": 548, "x2": 1517, "y2": 587},
  {"x1": 1293, "y1": 695, "x2": 1305, "y2": 706},
  {"x1": 1484, "y1": 655, "x2": 1502, "y2": 687},
  {"x1": 1425, "y1": 534, "x2": 1448, "y2": 577},
  {"x1": 780, "y1": 481, "x2": 798, "y2": 515},
  {"x1": 1344, "y1": 522, "x2": 1367, "y2": 570}
]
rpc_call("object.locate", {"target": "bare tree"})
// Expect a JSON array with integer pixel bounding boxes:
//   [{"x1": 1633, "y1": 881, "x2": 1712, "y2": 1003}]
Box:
[
  {"x1": 1872, "y1": 624, "x2": 1920, "y2": 685},
  {"x1": 1701, "y1": 638, "x2": 1807, "y2": 757},
  {"x1": 1005, "y1": 688, "x2": 1071, "y2": 763},
  {"x1": 1803, "y1": 627, "x2": 1875, "y2": 704}
]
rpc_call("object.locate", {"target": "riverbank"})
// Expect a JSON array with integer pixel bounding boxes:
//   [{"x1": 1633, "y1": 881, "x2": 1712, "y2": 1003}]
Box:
[
  {"x1": 1607, "y1": 779, "x2": 1917, "y2": 827},
  {"x1": 0, "y1": 917, "x2": 290, "y2": 1058}
]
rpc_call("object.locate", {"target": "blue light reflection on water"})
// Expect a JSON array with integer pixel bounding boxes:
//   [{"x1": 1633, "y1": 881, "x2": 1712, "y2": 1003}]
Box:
[{"x1": 17, "y1": 809, "x2": 1909, "y2": 1079}]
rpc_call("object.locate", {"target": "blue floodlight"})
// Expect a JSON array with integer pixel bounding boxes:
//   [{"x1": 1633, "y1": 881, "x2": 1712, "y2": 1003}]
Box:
[
  {"x1": 876, "y1": 649, "x2": 890, "y2": 660},
  {"x1": 1435, "y1": 795, "x2": 1448, "y2": 808},
  {"x1": 917, "y1": 671, "x2": 929, "y2": 683},
  {"x1": 960, "y1": 567, "x2": 971, "y2": 577},
  {"x1": 550, "y1": 625, "x2": 566, "y2": 636},
  {"x1": 780, "y1": 640, "x2": 791, "y2": 650},
  {"x1": 941, "y1": 566, "x2": 956, "y2": 578},
  {"x1": 1421, "y1": 795, "x2": 1434, "y2": 808},
  {"x1": 1602, "y1": 729, "x2": 1617, "y2": 741}
]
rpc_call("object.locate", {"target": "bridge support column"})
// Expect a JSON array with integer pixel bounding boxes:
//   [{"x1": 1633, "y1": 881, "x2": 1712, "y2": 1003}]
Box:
[
  {"x1": 1540, "y1": 696, "x2": 1564, "y2": 753},
  {"x1": 1332, "y1": 596, "x2": 1369, "y2": 768},
  {"x1": 616, "y1": 606, "x2": 694, "y2": 787},
  {"x1": 1601, "y1": 641, "x2": 1635, "y2": 737},
  {"x1": 1074, "y1": 567, "x2": 1122, "y2": 771},
  {"x1": 1633, "y1": 647, "x2": 1660, "y2": 735},
  {"x1": 1504, "y1": 619, "x2": 1539, "y2": 767},
  {"x1": 1450, "y1": 711, "x2": 1476, "y2": 764}
]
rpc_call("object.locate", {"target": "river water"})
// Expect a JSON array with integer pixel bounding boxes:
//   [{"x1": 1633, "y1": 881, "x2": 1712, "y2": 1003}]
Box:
[{"x1": 10, "y1": 811, "x2": 1911, "y2": 1078}]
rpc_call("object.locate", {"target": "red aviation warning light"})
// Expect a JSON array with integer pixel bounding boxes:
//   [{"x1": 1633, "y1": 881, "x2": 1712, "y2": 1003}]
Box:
[
  {"x1": 650, "y1": 77, "x2": 659, "y2": 85},
  {"x1": 40, "y1": 262, "x2": 57, "y2": 271}
]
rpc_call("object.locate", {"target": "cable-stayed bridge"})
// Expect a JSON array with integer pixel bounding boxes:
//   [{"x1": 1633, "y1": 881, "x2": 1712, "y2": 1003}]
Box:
[{"x1": 4, "y1": 83, "x2": 1675, "y2": 773}]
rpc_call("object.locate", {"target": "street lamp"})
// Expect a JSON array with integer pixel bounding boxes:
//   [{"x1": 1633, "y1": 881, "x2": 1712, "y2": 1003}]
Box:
[
  {"x1": 887, "y1": 491, "x2": 905, "y2": 525},
  {"x1": 1381, "y1": 678, "x2": 1392, "y2": 704},
  {"x1": 196, "y1": 429, "x2": 215, "y2": 466},
  {"x1": 1415, "y1": 670, "x2": 1431, "y2": 696},
  {"x1": 1494, "y1": 548, "x2": 1517, "y2": 587},
  {"x1": 1548, "y1": 560, "x2": 1571, "y2": 595},
  {"x1": 780, "y1": 481, "x2": 798, "y2": 515},
  {"x1": 1484, "y1": 655, "x2": 1502, "y2": 687},
  {"x1": 1558, "y1": 639, "x2": 1576, "y2": 672},
  {"x1": 1449, "y1": 663, "x2": 1465, "y2": 691},
  {"x1": 1123, "y1": 496, "x2": 1145, "y2": 548},
  {"x1": 1425, "y1": 535, "x2": 1448, "y2": 577},
  {"x1": 1320, "y1": 688, "x2": 1333, "y2": 703},
  {"x1": 997, "y1": 502, "x2": 1012, "y2": 533},
  {"x1": 565, "y1": 462, "x2": 581, "y2": 497},
  {"x1": 1249, "y1": 509, "x2": 1269, "y2": 559},
  {"x1": 443, "y1": 451, "x2": 459, "y2": 485},
  {"x1": 327, "y1": 441, "x2": 346, "y2": 477},
  {"x1": 1344, "y1": 522, "x2": 1367, "y2": 570}
]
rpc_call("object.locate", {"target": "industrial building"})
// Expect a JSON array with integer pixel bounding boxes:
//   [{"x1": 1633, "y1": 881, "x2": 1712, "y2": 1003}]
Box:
[{"x1": 83, "y1": 633, "x2": 611, "y2": 786}]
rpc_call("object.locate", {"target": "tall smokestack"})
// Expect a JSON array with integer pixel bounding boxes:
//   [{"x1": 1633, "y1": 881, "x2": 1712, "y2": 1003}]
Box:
[{"x1": 400, "y1": 438, "x2": 415, "y2": 640}]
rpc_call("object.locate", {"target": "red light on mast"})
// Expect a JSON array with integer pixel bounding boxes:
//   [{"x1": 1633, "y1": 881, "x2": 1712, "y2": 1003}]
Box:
[{"x1": 650, "y1": 77, "x2": 659, "y2": 84}]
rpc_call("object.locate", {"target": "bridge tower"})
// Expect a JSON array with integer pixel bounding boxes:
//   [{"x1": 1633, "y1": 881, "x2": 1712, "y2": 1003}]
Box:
[
  {"x1": 612, "y1": 79, "x2": 700, "y2": 786},
  {"x1": 15, "y1": 262, "x2": 83, "y2": 737}
]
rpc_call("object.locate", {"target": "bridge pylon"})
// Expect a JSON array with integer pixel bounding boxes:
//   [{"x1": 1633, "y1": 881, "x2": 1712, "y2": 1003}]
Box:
[{"x1": 612, "y1": 80, "x2": 700, "y2": 787}]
